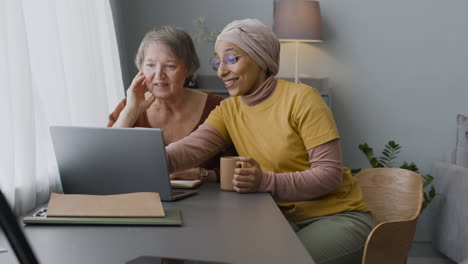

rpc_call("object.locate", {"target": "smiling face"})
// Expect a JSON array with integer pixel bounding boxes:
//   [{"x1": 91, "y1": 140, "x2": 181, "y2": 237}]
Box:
[
  {"x1": 214, "y1": 40, "x2": 266, "y2": 97},
  {"x1": 141, "y1": 42, "x2": 188, "y2": 99}
]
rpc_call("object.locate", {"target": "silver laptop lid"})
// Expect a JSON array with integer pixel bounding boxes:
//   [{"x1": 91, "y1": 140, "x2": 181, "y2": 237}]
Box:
[{"x1": 50, "y1": 126, "x2": 174, "y2": 201}]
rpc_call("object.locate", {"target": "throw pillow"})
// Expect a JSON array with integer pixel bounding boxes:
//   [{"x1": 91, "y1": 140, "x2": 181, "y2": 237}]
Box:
[{"x1": 456, "y1": 114, "x2": 468, "y2": 167}]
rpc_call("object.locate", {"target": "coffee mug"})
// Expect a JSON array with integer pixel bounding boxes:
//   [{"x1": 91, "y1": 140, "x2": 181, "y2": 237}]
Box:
[{"x1": 220, "y1": 156, "x2": 251, "y2": 191}]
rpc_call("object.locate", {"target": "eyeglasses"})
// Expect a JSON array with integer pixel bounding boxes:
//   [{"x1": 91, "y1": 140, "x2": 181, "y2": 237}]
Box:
[{"x1": 209, "y1": 54, "x2": 241, "y2": 70}]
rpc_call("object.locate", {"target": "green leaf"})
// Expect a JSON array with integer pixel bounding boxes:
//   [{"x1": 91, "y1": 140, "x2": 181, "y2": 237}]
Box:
[
  {"x1": 421, "y1": 201, "x2": 427, "y2": 211},
  {"x1": 423, "y1": 174, "x2": 434, "y2": 188},
  {"x1": 370, "y1": 158, "x2": 383, "y2": 168},
  {"x1": 377, "y1": 140, "x2": 402, "y2": 168},
  {"x1": 429, "y1": 186, "x2": 436, "y2": 198},
  {"x1": 400, "y1": 162, "x2": 419, "y2": 173},
  {"x1": 359, "y1": 143, "x2": 374, "y2": 161}
]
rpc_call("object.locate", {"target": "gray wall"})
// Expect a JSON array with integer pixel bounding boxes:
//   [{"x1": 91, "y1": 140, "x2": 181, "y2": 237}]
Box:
[
  {"x1": 313, "y1": 0, "x2": 468, "y2": 242},
  {"x1": 110, "y1": 0, "x2": 468, "y2": 243},
  {"x1": 110, "y1": 0, "x2": 273, "y2": 88}
]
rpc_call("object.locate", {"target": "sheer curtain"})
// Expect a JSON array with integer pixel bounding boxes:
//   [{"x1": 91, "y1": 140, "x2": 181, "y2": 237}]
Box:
[{"x1": 0, "y1": 0, "x2": 124, "y2": 214}]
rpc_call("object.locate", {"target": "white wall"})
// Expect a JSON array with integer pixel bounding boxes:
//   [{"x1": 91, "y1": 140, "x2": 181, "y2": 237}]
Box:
[{"x1": 110, "y1": 0, "x2": 468, "y2": 242}]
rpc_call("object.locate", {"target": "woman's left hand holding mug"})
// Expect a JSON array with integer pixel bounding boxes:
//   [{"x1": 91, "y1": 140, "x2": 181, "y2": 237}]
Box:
[{"x1": 232, "y1": 157, "x2": 263, "y2": 193}]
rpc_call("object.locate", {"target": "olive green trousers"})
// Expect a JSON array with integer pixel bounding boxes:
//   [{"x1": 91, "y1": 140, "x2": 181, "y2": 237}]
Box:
[{"x1": 289, "y1": 211, "x2": 373, "y2": 264}]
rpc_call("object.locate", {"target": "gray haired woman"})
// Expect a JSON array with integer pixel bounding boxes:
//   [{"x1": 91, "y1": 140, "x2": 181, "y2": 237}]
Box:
[{"x1": 109, "y1": 26, "x2": 225, "y2": 182}]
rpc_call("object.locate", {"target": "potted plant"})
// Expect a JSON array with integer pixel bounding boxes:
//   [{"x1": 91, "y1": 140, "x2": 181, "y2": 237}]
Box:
[
  {"x1": 352, "y1": 140, "x2": 436, "y2": 211},
  {"x1": 193, "y1": 16, "x2": 220, "y2": 44}
]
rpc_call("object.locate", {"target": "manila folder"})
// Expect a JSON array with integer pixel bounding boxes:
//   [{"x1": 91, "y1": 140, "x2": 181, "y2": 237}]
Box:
[{"x1": 47, "y1": 192, "x2": 165, "y2": 217}]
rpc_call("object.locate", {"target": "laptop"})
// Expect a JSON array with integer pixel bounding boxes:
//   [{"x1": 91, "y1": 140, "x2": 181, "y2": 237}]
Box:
[{"x1": 50, "y1": 126, "x2": 198, "y2": 201}]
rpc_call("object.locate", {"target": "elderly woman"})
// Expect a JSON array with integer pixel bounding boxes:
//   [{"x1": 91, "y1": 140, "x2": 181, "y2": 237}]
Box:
[
  {"x1": 129, "y1": 20, "x2": 372, "y2": 264},
  {"x1": 108, "y1": 26, "x2": 225, "y2": 181}
]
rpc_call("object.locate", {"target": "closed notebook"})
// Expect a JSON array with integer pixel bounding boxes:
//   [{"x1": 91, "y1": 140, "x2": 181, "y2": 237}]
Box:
[
  {"x1": 47, "y1": 192, "x2": 164, "y2": 217},
  {"x1": 170, "y1": 180, "x2": 201, "y2": 189},
  {"x1": 23, "y1": 210, "x2": 182, "y2": 226}
]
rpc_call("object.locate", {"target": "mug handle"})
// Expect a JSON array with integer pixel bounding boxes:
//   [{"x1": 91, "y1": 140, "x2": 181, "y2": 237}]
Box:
[{"x1": 235, "y1": 161, "x2": 251, "y2": 169}]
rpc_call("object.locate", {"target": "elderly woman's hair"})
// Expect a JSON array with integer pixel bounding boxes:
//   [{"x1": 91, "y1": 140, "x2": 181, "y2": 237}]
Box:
[{"x1": 135, "y1": 26, "x2": 200, "y2": 85}]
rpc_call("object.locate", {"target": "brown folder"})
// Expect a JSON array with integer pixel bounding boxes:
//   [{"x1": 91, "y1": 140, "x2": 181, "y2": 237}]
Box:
[{"x1": 47, "y1": 192, "x2": 165, "y2": 217}]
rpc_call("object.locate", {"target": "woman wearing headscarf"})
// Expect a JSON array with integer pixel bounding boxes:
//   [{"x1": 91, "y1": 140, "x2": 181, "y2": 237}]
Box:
[{"x1": 131, "y1": 19, "x2": 372, "y2": 264}]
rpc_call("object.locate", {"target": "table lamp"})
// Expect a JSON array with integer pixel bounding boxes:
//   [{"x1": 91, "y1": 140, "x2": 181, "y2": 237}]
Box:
[{"x1": 273, "y1": 0, "x2": 323, "y2": 83}]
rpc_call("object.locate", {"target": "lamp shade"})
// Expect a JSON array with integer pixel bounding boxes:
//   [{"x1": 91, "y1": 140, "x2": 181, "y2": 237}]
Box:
[{"x1": 273, "y1": 0, "x2": 323, "y2": 42}]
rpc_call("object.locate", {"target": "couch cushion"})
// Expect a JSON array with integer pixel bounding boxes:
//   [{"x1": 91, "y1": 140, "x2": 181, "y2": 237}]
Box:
[{"x1": 432, "y1": 161, "x2": 468, "y2": 262}]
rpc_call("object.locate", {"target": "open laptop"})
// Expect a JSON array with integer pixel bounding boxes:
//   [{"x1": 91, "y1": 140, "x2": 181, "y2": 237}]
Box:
[{"x1": 50, "y1": 126, "x2": 198, "y2": 201}]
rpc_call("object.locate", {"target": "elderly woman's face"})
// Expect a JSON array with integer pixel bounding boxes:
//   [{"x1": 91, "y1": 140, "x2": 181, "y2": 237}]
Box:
[
  {"x1": 214, "y1": 40, "x2": 266, "y2": 97},
  {"x1": 142, "y1": 42, "x2": 188, "y2": 99}
]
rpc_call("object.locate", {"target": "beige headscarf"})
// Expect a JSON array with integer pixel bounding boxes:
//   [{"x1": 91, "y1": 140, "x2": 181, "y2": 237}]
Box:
[{"x1": 216, "y1": 19, "x2": 280, "y2": 76}]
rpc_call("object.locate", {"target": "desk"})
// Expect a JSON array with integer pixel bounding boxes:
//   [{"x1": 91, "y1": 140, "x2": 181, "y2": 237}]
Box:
[{"x1": 0, "y1": 183, "x2": 315, "y2": 264}]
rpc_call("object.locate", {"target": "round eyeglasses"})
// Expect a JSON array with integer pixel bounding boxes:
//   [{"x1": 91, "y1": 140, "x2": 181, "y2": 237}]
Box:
[{"x1": 209, "y1": 54, "x2": 241, "y2": 70}]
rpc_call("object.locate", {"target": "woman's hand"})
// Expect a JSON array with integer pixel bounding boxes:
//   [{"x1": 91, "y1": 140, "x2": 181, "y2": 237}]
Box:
[
  {"x1": 113, "y1": 72, "x2": 155, "y2": 127},
  {"x1": 232, "y1": 157, "x2": 263, "y2": 193},
  {"x1": 125, "y1": 71, "x2": 155, "y2": 116}
]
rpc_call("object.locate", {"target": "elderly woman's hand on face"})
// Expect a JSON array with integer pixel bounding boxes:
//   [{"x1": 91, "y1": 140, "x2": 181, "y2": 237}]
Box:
[
  {"x1": 232, "y1": 157, "x2": 263, "y2": 193},
  {"x1": 126, "y1": 71, "x2": 156, "y2": 115},
  {"x1": 113, "y1": 71, "x2": 156, "y2": 128}
]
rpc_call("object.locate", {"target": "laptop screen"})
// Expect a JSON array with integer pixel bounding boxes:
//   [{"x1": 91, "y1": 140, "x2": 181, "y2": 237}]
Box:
[
  {"x1": 0, "y1": 190, "x2": 39, "y2": 264},
  {"x1": 50, "y1": 126, "x2": 176, "y2": 200}
]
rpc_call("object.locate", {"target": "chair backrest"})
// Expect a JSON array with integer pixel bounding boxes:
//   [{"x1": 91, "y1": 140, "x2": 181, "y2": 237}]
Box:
[
  {"x1": 355, "y1": 168, "x2": 423, "y2": 225},
  {"x1": 355, "y1": 168, "x2": 423, "y2": 264}
]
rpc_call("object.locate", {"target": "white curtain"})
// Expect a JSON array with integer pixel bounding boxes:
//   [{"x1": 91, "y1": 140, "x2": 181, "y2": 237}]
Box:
[{"x1": 0, "y1": 0, "x2": 124, "y2": 214}]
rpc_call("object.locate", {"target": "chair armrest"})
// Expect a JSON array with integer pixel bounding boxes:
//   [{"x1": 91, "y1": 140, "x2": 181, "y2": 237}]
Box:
[{"x1": 362, "y1": 218, "x2": 418, "y2": 264}]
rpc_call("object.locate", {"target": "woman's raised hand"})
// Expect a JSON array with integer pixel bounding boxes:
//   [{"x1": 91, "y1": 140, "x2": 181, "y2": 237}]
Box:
[
  {"x1": 113, "y1": 72, "x2": 155, "y2": 127},
  {"x1": 126, "y1": 71, "x2": 155, "y2": 115}
]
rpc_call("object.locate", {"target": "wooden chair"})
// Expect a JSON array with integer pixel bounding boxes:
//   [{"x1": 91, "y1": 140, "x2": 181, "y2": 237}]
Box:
[{"x1": 355, "y1": 168, "x2": 423, "y2": 264}]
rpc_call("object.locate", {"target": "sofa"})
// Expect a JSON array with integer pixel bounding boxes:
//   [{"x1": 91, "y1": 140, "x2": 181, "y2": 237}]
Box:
[{"x1": 432, "y1": 114, "x2": 468, "y2": 263}]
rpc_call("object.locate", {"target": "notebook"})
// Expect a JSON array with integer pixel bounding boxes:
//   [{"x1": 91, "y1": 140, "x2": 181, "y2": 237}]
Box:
[
  {"x1": 170, "y1": 179, "x2": 202, "y2": 189},
  {"x1": 21, "y1": 192, "x2": 182, "y2": 226},
  {"x1": 46, "y1": 192, "x2": 165, "y2": 217},
  {"x1": 50, "y1": 126, "x2": 199, "y2": 201},
  {"x1": 23, "y1": 209, "x2": 182, "y2": 226}
]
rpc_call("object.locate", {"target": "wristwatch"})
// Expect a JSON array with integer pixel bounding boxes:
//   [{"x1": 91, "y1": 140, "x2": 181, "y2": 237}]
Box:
[{"x1": 199, "y1": 167, "x2": 209, "y2": 180}]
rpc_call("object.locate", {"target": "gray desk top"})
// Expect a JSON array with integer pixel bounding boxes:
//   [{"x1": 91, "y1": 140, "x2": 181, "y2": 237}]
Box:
[{"x1": 0, "y1": 183, "x2": 314, "y2": 264}]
